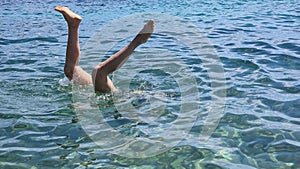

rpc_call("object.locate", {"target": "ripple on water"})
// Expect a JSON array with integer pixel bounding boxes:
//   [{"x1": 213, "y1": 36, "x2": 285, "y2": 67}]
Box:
[
  {"x1": 221, "y1": 57, "x2": 260, "y2": 70},
  {"x1": 270, "y1": 53, "x2": 300, "y2": 70},
  {"x1": 254, "y1": 76, "x2": 300, "y2": 95},
  {"x1": 277, "y1": 43, "x2": 300, "y2": 54},
  {"x1": 0, "y1": 37, "x2": 58, "y2": 45},
  {"x1": 243, "y1": 40, "x2": 277, "y2": 49},
  {"x1": 230, "y1": 47, "x2": 269, "y2": 55},
  {"x1": 109, "y1": 145, "x2": 220, "y2": 168},
  {"x1": 260, "y1": 98, "x2": 300, "y2": 118},
  {"x1": 0, "y1": 67, "x2": 36, "y2": 73}
]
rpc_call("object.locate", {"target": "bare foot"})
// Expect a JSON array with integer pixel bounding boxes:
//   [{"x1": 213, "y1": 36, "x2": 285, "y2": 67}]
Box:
[
  {"x1": 55, "y1": 6, "x2": 82, "y2": 27},
  {"x1": 134, "y1": 19, "x2": 155, "y2": 45}
]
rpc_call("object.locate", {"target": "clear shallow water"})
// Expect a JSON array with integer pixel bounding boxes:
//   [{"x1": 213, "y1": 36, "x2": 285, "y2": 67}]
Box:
[{"x1": 0, "y1": 0, "x2": 300, "y2": 168}]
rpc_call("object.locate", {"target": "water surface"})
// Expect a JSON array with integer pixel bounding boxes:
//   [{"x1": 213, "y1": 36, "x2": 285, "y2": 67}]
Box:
[{"x1": 0, "y1": 0, "x2": 299, "y2": 168}]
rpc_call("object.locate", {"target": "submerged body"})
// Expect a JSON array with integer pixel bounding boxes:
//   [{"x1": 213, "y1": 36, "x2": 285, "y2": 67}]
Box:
[{"x1": 55, "y1": 6, "x2": 154, "y2": 92}]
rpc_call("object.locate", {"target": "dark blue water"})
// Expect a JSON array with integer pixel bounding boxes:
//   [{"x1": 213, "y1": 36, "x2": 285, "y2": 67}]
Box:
[{"x1": 0, "y1": 0, "x2": 300, "y2": 168}]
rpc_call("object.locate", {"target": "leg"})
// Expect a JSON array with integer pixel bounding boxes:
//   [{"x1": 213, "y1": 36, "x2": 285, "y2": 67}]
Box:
[
  {"x1": 92, "y1": 20, "x2": 155, "y2": 92},
  {"x1": 55, "y1": 6, "x2": 92, "y2": 85}
]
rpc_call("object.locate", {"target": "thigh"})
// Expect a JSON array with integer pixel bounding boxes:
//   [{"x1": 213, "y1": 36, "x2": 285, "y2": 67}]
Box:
[
  {"x1": 92, "y1": 67, "x2": 117, "y2": 92},
  {"x1": 72, "y1": 66, "x2": 92, "y2": 85}
]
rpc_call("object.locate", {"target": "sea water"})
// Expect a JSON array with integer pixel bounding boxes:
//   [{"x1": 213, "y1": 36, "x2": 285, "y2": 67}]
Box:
[{"x1": 0, "y1": 0, "x2": 299, "y2": 168}]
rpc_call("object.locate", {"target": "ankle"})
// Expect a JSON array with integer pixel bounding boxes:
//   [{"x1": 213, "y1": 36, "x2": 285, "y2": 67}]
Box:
[
  {"x1": 68, "y1": 25, "x2": 79, "y2": 30},
  {"x1": 131, "y1": 37, "x2": 142, "y2": 47}
]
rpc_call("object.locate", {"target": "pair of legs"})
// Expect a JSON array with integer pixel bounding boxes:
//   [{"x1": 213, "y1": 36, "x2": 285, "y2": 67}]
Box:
[{"x1": 55, "y1": 6, "x2": 154, "y2": 92}]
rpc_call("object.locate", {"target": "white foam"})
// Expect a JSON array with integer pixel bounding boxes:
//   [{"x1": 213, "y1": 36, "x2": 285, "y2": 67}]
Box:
[{"x1": 58, "y1": 76, "x2": 70, "y2": 86}]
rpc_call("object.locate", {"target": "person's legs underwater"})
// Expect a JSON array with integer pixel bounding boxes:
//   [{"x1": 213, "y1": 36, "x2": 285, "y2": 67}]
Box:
[{"x1": 55, "y1": 6, "x2": 154, "y2": 92}]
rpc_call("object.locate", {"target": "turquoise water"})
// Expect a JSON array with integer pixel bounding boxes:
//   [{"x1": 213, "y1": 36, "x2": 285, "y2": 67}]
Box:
[{"x1": 1, "y1": 0, "x2": 300, "y2": 168}]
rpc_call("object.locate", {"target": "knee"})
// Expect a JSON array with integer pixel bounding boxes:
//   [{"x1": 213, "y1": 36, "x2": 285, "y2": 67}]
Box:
[
  {"x1": 92, "y1": 65, "x2": 102, "y2": 79},
  {"x1": 64, "y1": 66, "x2": 74, "y2": 80},
  {"x1": 92, "y1": 64, "x2": 107, "y2": 76},
  {"x1": 92, "y1": 65, "x2": 107, "y2": 84},
  {"x1": 92, "y1": 66, "x2": 97, "y2": 81}
]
